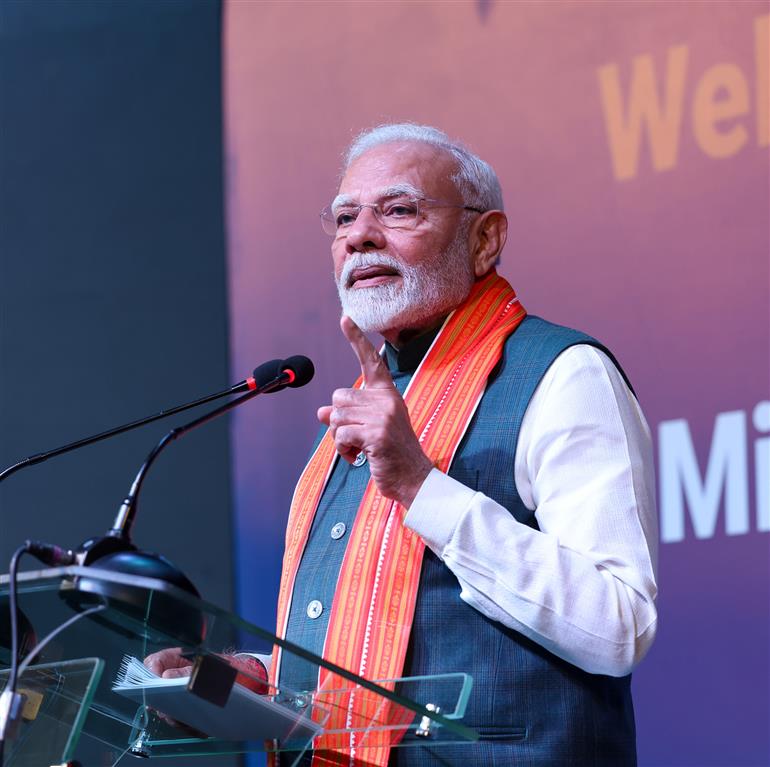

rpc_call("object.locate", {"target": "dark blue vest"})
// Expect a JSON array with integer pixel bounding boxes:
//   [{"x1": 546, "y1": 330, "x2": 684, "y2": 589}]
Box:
[{"x1": 282, "y1": 316, "x2": 637, "y2": 766}]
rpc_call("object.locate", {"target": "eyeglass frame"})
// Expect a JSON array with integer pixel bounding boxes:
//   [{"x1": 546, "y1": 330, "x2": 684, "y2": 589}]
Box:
[{"x1": 319, "y1": 196, "x2": 485, "y2": 237}]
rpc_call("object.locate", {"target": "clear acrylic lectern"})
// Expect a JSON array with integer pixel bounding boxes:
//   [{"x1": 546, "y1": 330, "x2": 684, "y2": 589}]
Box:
[{"x1": 0, "y1": 567, "x2": 477, "y2": 765}]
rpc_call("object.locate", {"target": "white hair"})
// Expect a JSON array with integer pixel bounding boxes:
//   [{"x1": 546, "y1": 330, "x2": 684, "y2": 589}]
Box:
[{"x1": 344, "y1": 123, "x2": 504, "y2": 212}]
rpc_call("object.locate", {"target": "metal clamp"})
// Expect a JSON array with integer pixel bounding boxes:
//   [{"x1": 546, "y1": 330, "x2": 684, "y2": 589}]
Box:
[
  {"x1": 129, "y1": 728, "x2": 152, "y2": 758},
  {"x1": 414, "y1": 703, "x2": 441, "y2": 738}
]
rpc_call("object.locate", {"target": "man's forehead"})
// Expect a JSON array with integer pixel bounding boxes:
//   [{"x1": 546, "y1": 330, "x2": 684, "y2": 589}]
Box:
[{"x1": 336, "y1": 141, "x2": 459, "y2": 203}]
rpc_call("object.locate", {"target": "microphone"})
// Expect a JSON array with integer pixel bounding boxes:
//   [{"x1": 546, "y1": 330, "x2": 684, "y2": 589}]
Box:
[
  {"x1": 0, "y1": 360, "x2": 307, "y2": 485},
  {"x1": 282, "y1": 354, "x2": 315, "y2": 387},
  {"x1": 73, "y1": 354, "x2": 315, "y2": 566},
  {"x1": 109, "y1": 355, "x2": 314, "y2": 537},
  {"x1": 66, "y1": 354, "x2": 314, "y2": 643},
  {"x1": 254, "y1": 355, "x2": 315, "y2": 393}
]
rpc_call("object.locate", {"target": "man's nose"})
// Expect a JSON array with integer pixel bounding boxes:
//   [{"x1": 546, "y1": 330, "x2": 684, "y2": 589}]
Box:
[{"x1": 344, "y1": 206, "x2": 387, "y2": 253}]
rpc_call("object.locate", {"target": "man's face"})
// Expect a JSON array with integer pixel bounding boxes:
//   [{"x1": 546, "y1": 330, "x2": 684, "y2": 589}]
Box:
[{"x1": 332, "y1": 141, "x2": 476, "y2": 344}]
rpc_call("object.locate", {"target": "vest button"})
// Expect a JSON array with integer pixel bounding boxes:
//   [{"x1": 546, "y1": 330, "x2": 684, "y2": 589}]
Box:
[
  {"x1": 352, "y1": 452, "x2": 367, "y2": 467},
  {"x1": 306, "y1": 600, "x2": 323, "y2": 619},
  {"x1": 330, "y1": 522, "x2": 347, "y2": 540}
]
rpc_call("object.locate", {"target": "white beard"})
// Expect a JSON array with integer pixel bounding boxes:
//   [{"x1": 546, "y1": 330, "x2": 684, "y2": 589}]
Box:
[{"x1": 335, "y1": 230, "x2": 475, "y2": 335}]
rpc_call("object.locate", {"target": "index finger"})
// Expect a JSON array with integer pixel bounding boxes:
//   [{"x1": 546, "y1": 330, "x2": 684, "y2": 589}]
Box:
[{"x1": 340, "y1": 315, "x2": 392, "y2": 388}]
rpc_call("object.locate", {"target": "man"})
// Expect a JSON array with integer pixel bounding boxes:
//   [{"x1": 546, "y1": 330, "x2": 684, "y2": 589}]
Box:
[
  {"x1": 273, "y1": 124, "x2": 657, "y2": 766},
  {"x1": 149, "y1": 124, "x2": 657, "y2": 766}
]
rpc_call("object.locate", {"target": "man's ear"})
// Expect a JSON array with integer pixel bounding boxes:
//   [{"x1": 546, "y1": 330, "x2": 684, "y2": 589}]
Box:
[{"x1": 468, "y1": 210, "x2": 508, "y2": 278}]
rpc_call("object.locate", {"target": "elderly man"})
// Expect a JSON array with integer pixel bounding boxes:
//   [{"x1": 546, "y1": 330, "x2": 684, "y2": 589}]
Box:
[
  {"x1": 271, "y1": 124, "x2": 658, "y2": 766},
  {"x1": 147, "y1": 123, "x2": 657, "y2": 765}
]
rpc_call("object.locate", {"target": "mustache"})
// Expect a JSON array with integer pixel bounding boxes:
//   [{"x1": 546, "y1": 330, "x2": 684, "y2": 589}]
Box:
[{"x1": 338, "y1": 253, "x2": 404, "y2": 288}]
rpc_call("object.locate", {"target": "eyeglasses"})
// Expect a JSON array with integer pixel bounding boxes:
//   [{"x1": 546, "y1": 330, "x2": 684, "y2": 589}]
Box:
[{"x1": 319, "y1": 197, "x2": 484, "y2": 237}]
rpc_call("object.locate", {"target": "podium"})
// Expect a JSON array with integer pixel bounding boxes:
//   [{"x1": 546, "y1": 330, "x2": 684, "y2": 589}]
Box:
[{"x1": 0, "y1": 567, "x2": 477, "y2": 765}]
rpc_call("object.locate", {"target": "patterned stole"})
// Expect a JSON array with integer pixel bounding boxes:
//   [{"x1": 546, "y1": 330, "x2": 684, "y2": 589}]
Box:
[{"x1": 270, "y1": 272, "x2": 526, "y2": 766}]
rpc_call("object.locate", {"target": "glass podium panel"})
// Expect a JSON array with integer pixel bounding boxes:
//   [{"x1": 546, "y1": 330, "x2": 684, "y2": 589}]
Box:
[
  {"x1": 0, "y1": 567, "x2": 478, "y2": 762},
  {"x1": 0, "y1": 658, "x2": 104, "y2": 767}
]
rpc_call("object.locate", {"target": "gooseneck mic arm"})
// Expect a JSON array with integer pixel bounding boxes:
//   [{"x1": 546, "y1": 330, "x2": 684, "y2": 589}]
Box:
[
  {"x1": 107, "y1": 355, "x2": 315, "y2": 545},
  {"x1": 0, "y1": 373, "x2": 262, "y2": 485},
  {"x1": 109, "y1": 389, "x2": 258, "y2": 542}
]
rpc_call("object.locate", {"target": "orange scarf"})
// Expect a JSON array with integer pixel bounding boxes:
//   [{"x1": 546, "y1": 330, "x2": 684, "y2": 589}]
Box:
[{"x1": 271, "y1": 272, "x2": 526, "y2": 765}]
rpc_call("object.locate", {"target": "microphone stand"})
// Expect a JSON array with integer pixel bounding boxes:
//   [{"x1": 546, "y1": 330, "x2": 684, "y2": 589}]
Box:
[
  {"x1": 1, "y1": 359, "x2": 313, "y2": 758},
  {"x1": 66, "y1": 371, "x2": 298, "y2": 639},
  {"x1": 77, "y1": 370, "x2": 292, "y2": 568}
]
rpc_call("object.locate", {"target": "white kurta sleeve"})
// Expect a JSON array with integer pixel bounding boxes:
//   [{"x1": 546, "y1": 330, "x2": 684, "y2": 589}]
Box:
[{"x1": 403, "y1": 344, "x2": 658, "y2": 677}]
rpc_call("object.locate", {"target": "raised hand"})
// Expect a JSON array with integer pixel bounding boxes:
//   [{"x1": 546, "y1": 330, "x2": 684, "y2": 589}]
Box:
[{"x1": 317, "y1": 316, "x2": 434, "y2": 508}]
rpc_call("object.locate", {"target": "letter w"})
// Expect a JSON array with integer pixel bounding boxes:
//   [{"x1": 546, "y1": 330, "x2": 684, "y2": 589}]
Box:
[
  {"x1": 597, "y1": 45, "x2": 688, "y2": 180},
  {"x1": 659, "y1": 411, "x2": 749, "y2": 542}
]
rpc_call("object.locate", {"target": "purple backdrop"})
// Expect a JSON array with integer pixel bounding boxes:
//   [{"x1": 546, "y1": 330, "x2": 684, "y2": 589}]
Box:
[{"x1": 223, "y1": 3, "x2": 770, "y2": 764}]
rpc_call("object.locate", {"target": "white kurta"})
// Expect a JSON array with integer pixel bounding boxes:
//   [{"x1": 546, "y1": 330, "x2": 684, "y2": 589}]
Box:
[{"x1": 404, "y1": 344, "x2": 658, "y2": 678}]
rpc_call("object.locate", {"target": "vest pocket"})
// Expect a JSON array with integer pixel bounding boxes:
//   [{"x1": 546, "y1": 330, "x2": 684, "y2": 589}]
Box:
[{"x1": 474, "y1": 725, "x2": 527, "y2": 742}]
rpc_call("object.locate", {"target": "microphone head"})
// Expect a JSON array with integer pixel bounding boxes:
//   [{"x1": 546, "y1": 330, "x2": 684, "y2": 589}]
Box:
[
  {"x1": 282, "y1": 355, "x2": 314, "y2": 388},
  {"x1": 252, "y1": 358, "x2": 285, "y2": 390},
  {"x1": 251, "y1": 356, "x2": 314, "y2": 393}
]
